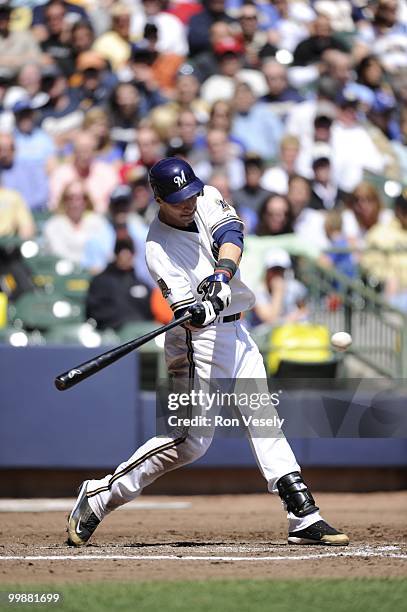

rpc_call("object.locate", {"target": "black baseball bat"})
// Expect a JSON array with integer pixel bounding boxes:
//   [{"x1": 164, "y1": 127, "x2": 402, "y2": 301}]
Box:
[{"x1": 54, "y1": 313, "x2": 192, "y2": 391}]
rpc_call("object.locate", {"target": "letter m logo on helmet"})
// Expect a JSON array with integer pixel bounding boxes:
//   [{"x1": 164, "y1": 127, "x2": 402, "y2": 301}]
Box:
[
  {"x1": 173, "y1": 170, "x2": 187, "y2": 188},
  {"x1": 149, "y1": 157, "x2": 204, "y2": 204}
]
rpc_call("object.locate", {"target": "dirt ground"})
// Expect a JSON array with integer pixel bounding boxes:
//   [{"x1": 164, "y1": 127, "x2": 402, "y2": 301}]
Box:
[{"x1": 0, "y1": 492, "x2": 406, "y2": 583}]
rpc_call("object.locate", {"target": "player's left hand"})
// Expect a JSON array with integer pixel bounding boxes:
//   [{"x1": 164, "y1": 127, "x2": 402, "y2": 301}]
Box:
[{"x1": 198, "y1": 273, "x2": 231, "y2": 313}]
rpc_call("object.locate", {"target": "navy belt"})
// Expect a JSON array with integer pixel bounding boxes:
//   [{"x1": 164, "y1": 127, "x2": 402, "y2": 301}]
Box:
[{"x1": 221, "y1": 312, "x2": 241, "y2": 323}]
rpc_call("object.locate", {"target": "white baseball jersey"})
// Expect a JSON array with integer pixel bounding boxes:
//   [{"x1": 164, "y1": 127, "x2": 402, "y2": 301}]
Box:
[{"x1": 145, "y1": 185, "x2": 256, "y2": 318}]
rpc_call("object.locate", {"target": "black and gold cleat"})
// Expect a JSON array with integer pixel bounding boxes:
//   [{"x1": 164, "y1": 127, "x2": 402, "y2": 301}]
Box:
[
  {"x1": 67, "y1": 480, "x2": 100, "y2": 547},
  {"x1": 288, "y1": 520, "x2": 349, "y2": 546}
]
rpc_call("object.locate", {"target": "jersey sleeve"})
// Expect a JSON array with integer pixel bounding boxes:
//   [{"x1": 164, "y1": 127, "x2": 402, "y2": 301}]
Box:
[
  {"x1": 146, "y1": 241, "x2": 196, "y2": 317},
  {"x1": 202, "y1": 186, "x2": 244, "y2": 238}
]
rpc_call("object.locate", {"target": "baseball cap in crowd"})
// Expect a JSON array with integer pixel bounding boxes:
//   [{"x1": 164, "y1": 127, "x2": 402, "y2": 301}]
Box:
[
  {"x1": 12, "y1": 93, "x2": 49, "y2": 114},
  {"x1": 213, "y1": 37, "x2": 244, "y2": 57},
  {"x1": 76, "y1": 51, "x2": 106, "y2": 72},
  {"x1": 243, "y1": 152, "x2": 264, "y2": 169},
  {"x1": 123, "y1": 165, "x2": 149, "y2": 186},
  {"x1": 114, "y1": 236, "x2": 135, "y2": 255},
  {"x1": 311, "y1": 142, "x2": 331, "y2": 165},
  {"x1": 41, "y1": 64, "x2": 64, "y2": 82},
  {"x1": 109, "y1": 184, "x2": 133, "y2": 207},
  {"x1": 264, "y1": 248, "x2": 291, "y2": 270}
]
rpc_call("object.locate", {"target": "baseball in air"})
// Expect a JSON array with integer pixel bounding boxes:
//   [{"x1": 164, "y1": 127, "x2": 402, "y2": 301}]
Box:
[{"x1": 331, "y1": 332, "x2": 352, "y2": 351}]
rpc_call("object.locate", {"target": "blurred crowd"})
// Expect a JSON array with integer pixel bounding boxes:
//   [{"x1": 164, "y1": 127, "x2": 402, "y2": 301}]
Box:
[{"x1": 1, "y1": 0, "x2": 407, "y2": 331}]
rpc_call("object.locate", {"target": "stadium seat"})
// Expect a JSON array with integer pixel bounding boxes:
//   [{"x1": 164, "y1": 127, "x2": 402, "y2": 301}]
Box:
[
  {"x1": 273, "y1": 357, "x2": 340, "y2": 379},
  {"x1": 45, "y1": 323, "x2": 119, "y2": 346},
  {"x1": 11, "y1": 291, "x2": 84, "y2": 331}
]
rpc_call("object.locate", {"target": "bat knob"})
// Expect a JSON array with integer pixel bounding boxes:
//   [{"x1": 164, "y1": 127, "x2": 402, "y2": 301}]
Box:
[{"x1": 54, "y1": 377, "x2": 67, "y2": 391}]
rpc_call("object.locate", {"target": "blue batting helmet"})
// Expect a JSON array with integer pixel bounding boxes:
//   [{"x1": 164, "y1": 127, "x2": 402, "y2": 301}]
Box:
[{"x1": 149, "y1": 157, "x2": 204, "y2": 204}]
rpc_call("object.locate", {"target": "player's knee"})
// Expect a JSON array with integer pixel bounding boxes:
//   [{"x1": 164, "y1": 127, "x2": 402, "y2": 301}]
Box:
[{"x1": 180, "y1": 436, "x2": 212, "y2": 464}]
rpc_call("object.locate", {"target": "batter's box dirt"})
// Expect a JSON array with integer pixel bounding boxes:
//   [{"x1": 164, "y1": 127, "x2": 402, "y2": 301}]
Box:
[{"x1": 0, "y1": 493, "x2": 406, "y2": 583}]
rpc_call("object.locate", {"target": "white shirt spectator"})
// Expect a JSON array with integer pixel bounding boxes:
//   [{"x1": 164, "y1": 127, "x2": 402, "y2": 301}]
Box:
[
  {"x1": 293, "y1": 207, "x2": 329, "y2": 250},
  {"x1": 330, "y1": 122, "x2": 385, "y2": 193},
  {"x1": 131, "y1": 10, "x2": 188, "y2": 56},
  {"x1": 200, "y1": 70, "x2": 268, "y2": 106}
]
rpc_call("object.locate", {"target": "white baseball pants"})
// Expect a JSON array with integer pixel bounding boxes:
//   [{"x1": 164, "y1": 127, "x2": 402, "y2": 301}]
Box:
[{"x1": 86, "y1": 319, "x2": 321, "y2": 531}]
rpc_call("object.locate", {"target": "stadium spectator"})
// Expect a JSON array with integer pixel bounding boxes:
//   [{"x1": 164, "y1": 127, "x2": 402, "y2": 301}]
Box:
[
  {"x1": 0, "y1": 125, "x2": 53, "y2": 212},
  {"x1": 165, "y1": 109, "x2": 206, "y2": 164},
  {"x1": 260, "y1": 58, "x2": 304, "y2": 120},
  {"x1": 361, "y1": 189, "x2": 407, "y2": 310},
  {"x1": 82, "y1": 107, "x2": 123, "y2": 167},
  {"x1": 43, "y1": 180, "x2": 106, "y2": 264},
  {"x1": 232, "y1": 153, "x2": 271, "y2": 223},
  {"x1": 207, "y1": 99, "x2": 245, "y2": 156},
  {"x1": 85, "y1": 236, "x2": 156, "y2": 331},
  {"x1": 200, "y1": 36, "x2": 268, "y2": 105},
  {"x1": 312, "y1": 0, "x2": 354, "y2": 33},
  {"x1": 31, "y1": 0, "x2": 89, "y2": 41},
  {"x1": 0, "y1": 184, "x2": 35, "y2": 240},
  {"x1": 70, "y1": 19, "x2": 95, "y2": 59},
  {"x1": 364, "y1": 91, "x2": 402, "y2": 180},
  {"x1": 92, "y1": 3, "x2": 133, "y2": 71},
  {"x1": 121, "y1": 165, "x2": 157, "y2": 225},
  {"x1": 148, "y1": 64, "x2": 209, "y2": 141},
  {"x1": 261, "y1": 135, "x2": 301, "y2": 195},
  {"x1": 288, "y1": 174, "x2": 329, "y2": 249},
  {"x1": 354, "y1": 0, "x2": 407, "y2": 72},
  {"x1": 194, "y1": 127, "x2": 245, "y2": 190},
  {"x1": 129, "y1": 25, "x2": 184, "y2": 97},
  {"x1": 39, "y1": 0, "x2": 74, "y2": 77},
  {"x1": 329, "y1": 88, "x2": 385, "y2": 193},
  {"x1": 342, "y1": 181, "x2": 394, "y2": 248},
  {"x1": 255, "y1": 193, "x2": 293, "y2": 237},
  {"x1": 72, "y1": 51, "x2": 117, "y2": 110},
  {"x1": 109, "y1": 82, "x2": 158, "y2": 153},
  {"x1": 251, "y1": 247, "x2": 308, "y2": 327},
  {"x1": 121, "y1": 126, "x2": 164, "y2": 176},
  {"x1": 285, "y1": 74, "x2": 339, "y2": 147},
  {"x1": 130, "y1": 0, "x2": 188, "y2": 57},
  {"x1": 321, "y1": 49, "x2": 353, "y2": 88},
  {"x1": 321, "y1": 209, "x2": 357, "y2": 279},
  {"x1": 38, "y1": 64, "x2": 83, "y2": 144},
  {"x1": 187, "y1": 0, "x2": 237, "y2": 57},
  {"x1": 230, "y1": 81, "x2": 283, "y2": 160},
  {"x1": 355, "y1": 54, "x2": 392, "y2": 106},
  {"x1": 292, "y1": 12, "x2": 349, "y2": 66},
  {"x1": 0, "y1": 2, "x2": 42, "y2": 76},
  {"x1": 49, "y1": 130, "x2": 119, "y2": 212},
  {"x1": 82, "y1": 184, "x2": 150, "y2": 285},
  {"x1": 16, "y1": 63, "x2": 43, "y2": 98},
  {"x1": 237, "y1": 2, "x2": 271, "y2": 69},
  {"x1": 296, "y1": 113, "x2": 334, "y2": 178},
  {"x1": 268, "y1": 0, "x2": 314, "y2": 53},
  {"x1": 308, "y1": 144, "x2": 339, "y2": 211}
]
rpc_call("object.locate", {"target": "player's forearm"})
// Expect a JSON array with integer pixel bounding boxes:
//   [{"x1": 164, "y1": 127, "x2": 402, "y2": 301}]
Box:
[{"x1": 217, "y1": 242, "x2": 242, "y2": 266}]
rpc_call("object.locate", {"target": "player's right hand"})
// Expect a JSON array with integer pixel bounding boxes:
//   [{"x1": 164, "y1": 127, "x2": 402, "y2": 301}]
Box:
[{"x1": 188, "y1": 302, "x2": 218, "y2": 327}]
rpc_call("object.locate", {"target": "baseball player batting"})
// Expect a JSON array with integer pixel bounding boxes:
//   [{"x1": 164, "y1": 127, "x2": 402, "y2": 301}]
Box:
[{"x1": 67, "y1": 158, "x2": 349, "y2": 547}]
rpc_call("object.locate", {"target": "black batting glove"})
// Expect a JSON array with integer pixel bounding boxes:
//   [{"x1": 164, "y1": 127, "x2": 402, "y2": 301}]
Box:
[
  {"x1": 198, "y1": 273, "x2": 231, "y2": 313},
  {"x1": 188, "y1": 302, "x2": 218, "y2": 327}
]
